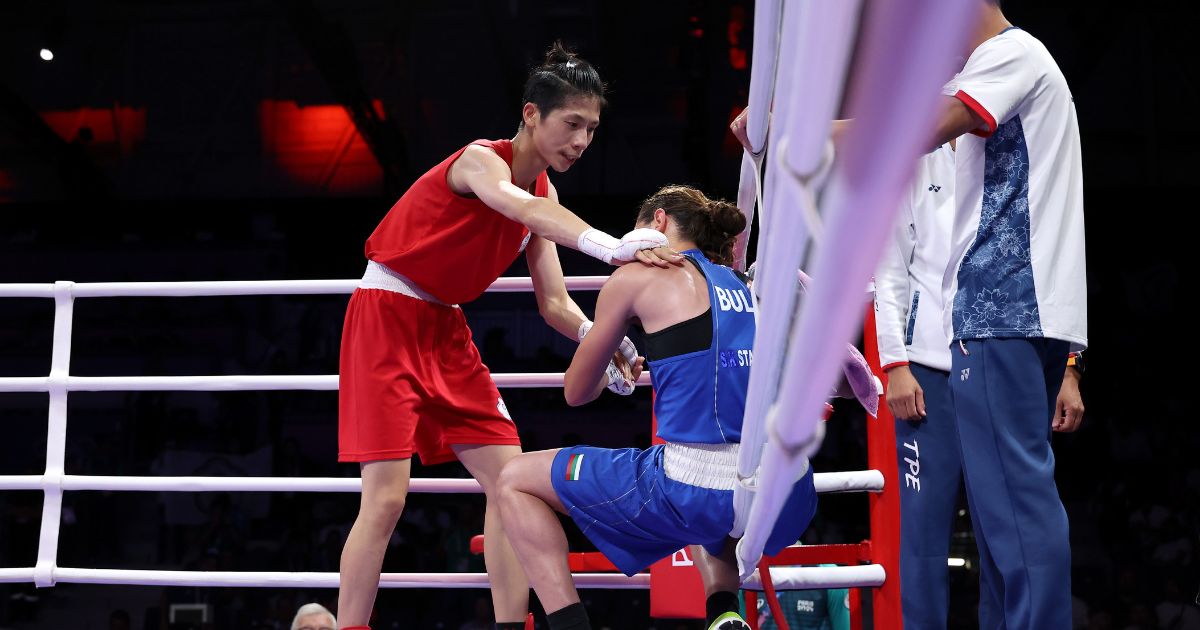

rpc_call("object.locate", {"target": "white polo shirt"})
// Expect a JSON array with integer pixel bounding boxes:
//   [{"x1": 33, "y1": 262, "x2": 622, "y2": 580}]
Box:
[{"x1": 941, "y1": 26, "x2": 1088, "y2": 351}]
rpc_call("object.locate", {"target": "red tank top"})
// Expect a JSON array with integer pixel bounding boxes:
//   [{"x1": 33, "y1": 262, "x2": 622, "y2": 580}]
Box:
[{"x1": 365, "y1": 139, "x2": 548, "y2": 304}]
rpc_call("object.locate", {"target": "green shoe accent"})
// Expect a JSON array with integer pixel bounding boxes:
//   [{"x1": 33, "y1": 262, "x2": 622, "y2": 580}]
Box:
[{"x1": 708, "y1": 611, "x2": 751, "y2": 630}]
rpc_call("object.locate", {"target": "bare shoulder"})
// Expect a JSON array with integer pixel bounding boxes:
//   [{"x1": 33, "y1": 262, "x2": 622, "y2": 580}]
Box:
[
  {"x1": 603, "y1": 263, "x2": 691, "y2": 303},
  {"x1": 599, "y1": 264, "x2": 661, "y2": 298},
  {"x1": 448, "y1": 144, "x2": 510, "y2": 195},
  {"x1": 603, "y1": 263, "x2": 654, "y2": 293},
  {"x1": 456, "y1": 143, "x2": 505, "y2": 169}
]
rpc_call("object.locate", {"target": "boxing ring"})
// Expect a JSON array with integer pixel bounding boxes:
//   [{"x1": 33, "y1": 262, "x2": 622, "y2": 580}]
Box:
[
  {"x1": 0, "y1": 0, "x2": 983, "y2": 625},
  {"x1": 0, "y1": 276, "x2": 886, "y2": 624}
]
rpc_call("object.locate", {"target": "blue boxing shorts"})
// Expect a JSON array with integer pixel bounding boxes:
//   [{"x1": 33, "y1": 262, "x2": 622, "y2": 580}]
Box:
[{"x1": 551, "y1": 443, "x2": 817, "y2": 576}]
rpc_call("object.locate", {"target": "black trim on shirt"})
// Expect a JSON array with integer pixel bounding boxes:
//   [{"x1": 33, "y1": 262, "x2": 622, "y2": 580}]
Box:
[{"x1": 640, "y1": 308, "x2": 713, "y2": 361}]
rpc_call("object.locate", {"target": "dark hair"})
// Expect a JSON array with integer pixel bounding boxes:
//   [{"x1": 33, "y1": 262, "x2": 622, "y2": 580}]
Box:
[
  {"x1": 521, "y1": 41, "x2": 606, "y2": 125},
  {"x1": 636, "y1": 185, "x2": 746, "y2": 267}
]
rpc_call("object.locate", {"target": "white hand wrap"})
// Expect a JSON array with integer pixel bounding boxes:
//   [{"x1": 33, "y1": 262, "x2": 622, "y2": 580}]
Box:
[
  {"x1": 577, "y1": 320, "x2": 638, "y2": 365},
  {"x1": 578, "y1": 320, "x2": 639, "y2": 396},
  {"x1": 577, "y1": 228, "x2": 669, "y2": 264},
  {"x1": 604, "y1": 360, "x2": 636, "y2": 396}
]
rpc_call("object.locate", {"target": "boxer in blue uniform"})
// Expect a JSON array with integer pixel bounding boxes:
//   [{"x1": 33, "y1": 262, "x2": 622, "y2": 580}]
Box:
[{"x1": 497, "y1": 185, "x2": 818, "y2": 630}]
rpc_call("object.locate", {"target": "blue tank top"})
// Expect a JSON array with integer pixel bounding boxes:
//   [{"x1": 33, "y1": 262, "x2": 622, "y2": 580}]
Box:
[{"x1": 647, "y1": 250, "x2": 757, "y2": 444}]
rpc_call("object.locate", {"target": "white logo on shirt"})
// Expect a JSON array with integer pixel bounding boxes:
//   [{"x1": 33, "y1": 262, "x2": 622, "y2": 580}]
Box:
[
  {"x1": 714, "y1": 286, "x2": 756, "y2": 313},
  {"x1": 960, "y1": 368, "x2": 970, "y2": 381},
  {"x1": 496, "y1": 397, "x2": 512, "y2": 421}
]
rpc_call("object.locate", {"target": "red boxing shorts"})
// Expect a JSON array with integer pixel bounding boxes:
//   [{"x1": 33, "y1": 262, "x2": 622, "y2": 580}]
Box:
[{"x1": 338, "y1": 288, "x2": 520, "y2": 465}]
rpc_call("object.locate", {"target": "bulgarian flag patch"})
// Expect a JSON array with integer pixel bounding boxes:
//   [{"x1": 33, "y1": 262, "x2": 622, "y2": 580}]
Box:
[{"x1": 565, "y1": 453, "x2": 585, "y2": 481}]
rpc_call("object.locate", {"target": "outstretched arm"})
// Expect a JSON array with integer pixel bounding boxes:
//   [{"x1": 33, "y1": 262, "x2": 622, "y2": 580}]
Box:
[{"x1": 450, "y1": 146, "x2": 680, "y2": 266}]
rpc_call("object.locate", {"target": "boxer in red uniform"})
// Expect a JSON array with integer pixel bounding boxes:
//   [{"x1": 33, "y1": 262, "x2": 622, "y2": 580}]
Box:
[{"x1": 336, "y1": 42, "x2": 678, "y2": 630}]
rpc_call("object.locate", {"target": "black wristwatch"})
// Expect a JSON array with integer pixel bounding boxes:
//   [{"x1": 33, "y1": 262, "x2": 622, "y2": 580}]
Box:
[{"x1": 1067, "y1": 351, "x2": 1085, "y2": 374}]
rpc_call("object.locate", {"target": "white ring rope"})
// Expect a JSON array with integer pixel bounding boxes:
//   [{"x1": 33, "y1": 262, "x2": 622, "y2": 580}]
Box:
[
  {"x1": 730, "y1": 0, "x2": 783, "y2": 271},
  {"x1": 0, "y1": 470, "x2": 882, "y2": 495},
  {"x1": 0, "y1": 568, "x2": 650, "y2": 589},
  {"x1": 0, "y1": 373, "x2": 651, "y2": 393},
  {"x1": 744, "y1": 564, "x2": 885, "y2": 591},
  {"x1": 0, "y1": 276, "x2": 611, "y2": 299},
  {"x1": 0, "y1": 565, "x2": 882, "y2": 590},
  {"x1": 1, "y1": 274, "x2": 886, "y2": 591}
]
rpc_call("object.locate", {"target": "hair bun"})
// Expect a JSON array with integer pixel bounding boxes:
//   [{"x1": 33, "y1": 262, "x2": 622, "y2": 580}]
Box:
[
  {"x1": 543, "y1": 40, "x2": 577, "y2": 67},
  {"x1": 709, "y1": 200, "x2": 747, "y2": 236}
]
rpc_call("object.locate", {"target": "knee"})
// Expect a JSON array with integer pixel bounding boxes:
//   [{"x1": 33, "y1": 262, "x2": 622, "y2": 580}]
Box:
[
  {"x1": 361, "y1": 488, "x2": 407, "y2": 524},
  {"x1": 495, "y1": 459, "x2": 528, "y2": 509},
  {"x1": 495, "y1": 460, "x2": 519, "y2": 500}
]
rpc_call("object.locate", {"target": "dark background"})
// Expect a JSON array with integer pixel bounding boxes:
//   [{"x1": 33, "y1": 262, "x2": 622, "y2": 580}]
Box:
[{"x1": 0, "y1": 1, "x2": 1195, "y2": 628}]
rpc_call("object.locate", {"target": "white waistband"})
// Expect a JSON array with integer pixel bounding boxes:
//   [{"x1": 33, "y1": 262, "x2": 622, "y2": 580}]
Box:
[
  {"x1": 360, "y1": 260, "x2": 453, "y2": 306},
  {"x1": 663, "y1": 442, "x2": 739, "y2": 490}
]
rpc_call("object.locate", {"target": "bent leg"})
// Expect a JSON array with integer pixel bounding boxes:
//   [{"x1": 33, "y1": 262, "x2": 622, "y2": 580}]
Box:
[
  {"x1": 496, "y1": 449, "x2": 579, "y2": 613},
  {"x1": 694, "y1": 539, "x2": 740, "y2": 597},
  {"x1": 694, "y1": 540, "x2": 747, "y2": 628},
  {"x1": 454, "y1": 443, "x2": 531, "y2": 624},
  {"x1": 338, "y1": 458, "x2": 411, "y2": 627}
]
